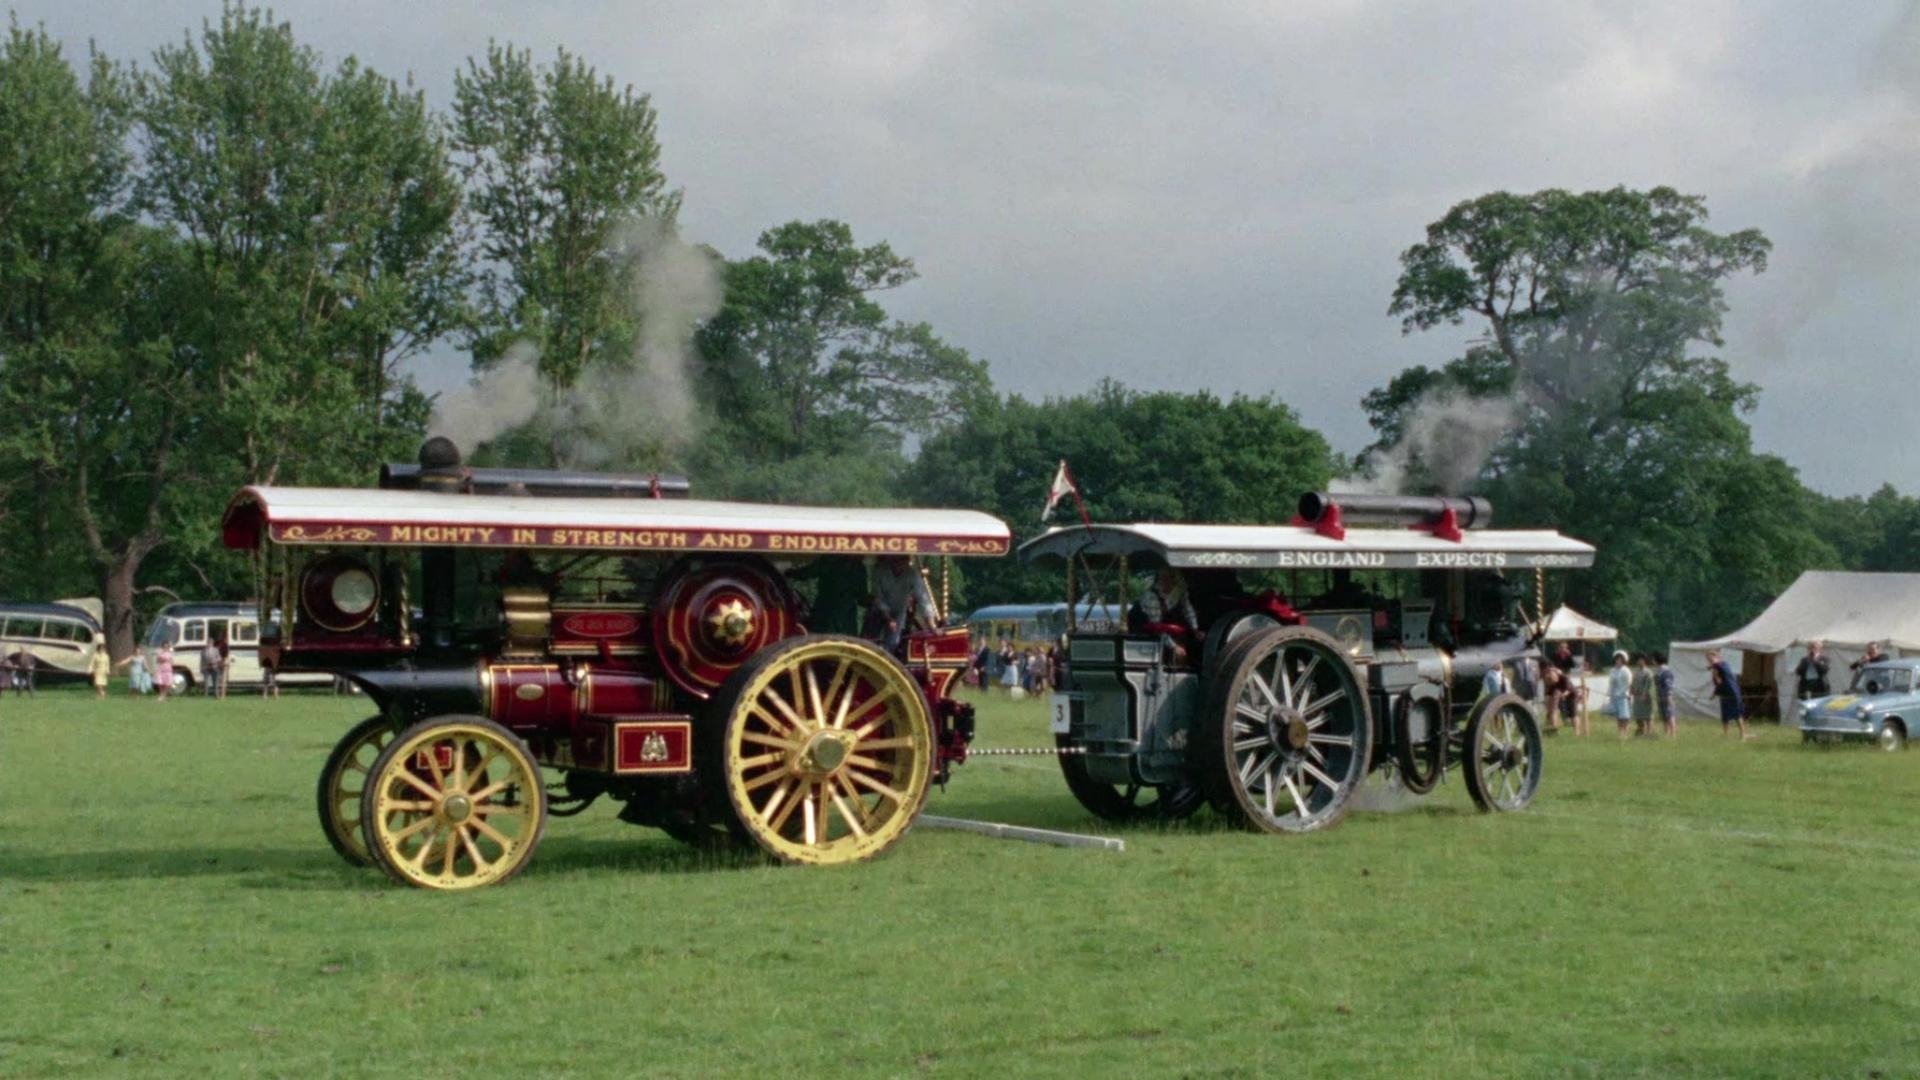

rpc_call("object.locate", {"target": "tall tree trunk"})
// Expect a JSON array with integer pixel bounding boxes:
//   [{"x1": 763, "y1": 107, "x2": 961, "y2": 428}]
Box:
[{"x1": 100, "y1": 551, "x2": 143, "y2": 662}]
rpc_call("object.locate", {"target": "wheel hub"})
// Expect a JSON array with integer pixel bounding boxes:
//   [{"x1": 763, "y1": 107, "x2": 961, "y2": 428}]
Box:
[
  {"x1": 798, "y1": 731, "x2": 851, "y2": 777},
  {"x1": 1268, "y1": 708, "x2": 1311, "y2": 754},
  {"x1": 441, "y1": 793, "x2": 473, "y2": 824}
]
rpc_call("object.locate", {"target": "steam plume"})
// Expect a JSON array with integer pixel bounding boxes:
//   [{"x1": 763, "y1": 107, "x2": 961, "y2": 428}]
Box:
[
  {"x1": 1342, "y1": 387, "x2": 1522, "y2": 495},
  {"x1": 428, "y1": 219, "x2": 724, "y2": 465}
]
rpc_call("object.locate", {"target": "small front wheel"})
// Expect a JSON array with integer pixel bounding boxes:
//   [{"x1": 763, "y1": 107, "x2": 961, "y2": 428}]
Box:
[
  {"x1": 360, "y1": 716, "x2": 547, "y2": 890},
  {"x1": 1463, "y1": 694, "x2": 1543, "y2": 812},
  {"x1": 316, "y1": 714, "x2": 396, "y2": 867}
]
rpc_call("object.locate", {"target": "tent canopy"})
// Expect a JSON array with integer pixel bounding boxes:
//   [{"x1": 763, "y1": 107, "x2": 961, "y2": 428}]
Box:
[
  {"x1": 1673, "y1": 571, "x2": 1920, "y2": 653},
  {"x1": 1541, "y1": 604, "x2": 1617, "y2": 642}
]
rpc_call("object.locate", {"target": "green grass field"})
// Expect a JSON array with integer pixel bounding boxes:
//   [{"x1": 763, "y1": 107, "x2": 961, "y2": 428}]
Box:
[{"x1": 3, "y1": 687, "x2": 1917, "y2": 1078}]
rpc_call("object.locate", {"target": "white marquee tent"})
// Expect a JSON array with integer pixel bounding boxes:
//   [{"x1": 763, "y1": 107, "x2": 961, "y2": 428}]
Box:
[
  {"x1": 1669, "y1": 571, "x2": 1920, "y2": 723},
  {"x1": 1541, "y1": 605, "x2": 1617, "y2": 643}
]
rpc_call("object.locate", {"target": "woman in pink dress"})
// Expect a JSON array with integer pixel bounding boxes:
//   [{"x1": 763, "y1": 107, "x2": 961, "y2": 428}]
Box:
[{"x1": 154, "y1": 644, "x2": 174, "y2": 702}]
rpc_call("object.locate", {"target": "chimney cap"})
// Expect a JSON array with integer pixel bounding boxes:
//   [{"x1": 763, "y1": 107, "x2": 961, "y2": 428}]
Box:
[{"x1": 419, "y1": 436, "x2": 462, "y2": 471}]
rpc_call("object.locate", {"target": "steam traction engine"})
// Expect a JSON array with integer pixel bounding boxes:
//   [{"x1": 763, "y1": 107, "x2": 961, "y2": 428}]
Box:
[
  {"x1": 1019, "y1": 493, "x2": 1596, "y2": 831},
  {"x1": 220, "y1": 439, "x2": 1009, "y2": 889}
]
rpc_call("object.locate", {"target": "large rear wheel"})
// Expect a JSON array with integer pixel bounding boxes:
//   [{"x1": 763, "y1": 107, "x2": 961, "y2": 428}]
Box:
[
  {"x1": 1200, "y1": 627, "x2": 1372, "y2": 833},
  {"x1": 714, "y1": 635, "x2": 934, "y2": 865},
  {"x1": 361, "y1": 716, "x2": 548, "y2": 890},
  {"x1": 316, "y1": 714, "x2": 395, "y2": 867}
]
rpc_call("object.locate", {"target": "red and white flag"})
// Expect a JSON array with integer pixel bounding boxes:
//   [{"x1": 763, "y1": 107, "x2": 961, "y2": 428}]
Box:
[{"x1": 1041, "y1": 460, "x2": 1078, "y2": 523}]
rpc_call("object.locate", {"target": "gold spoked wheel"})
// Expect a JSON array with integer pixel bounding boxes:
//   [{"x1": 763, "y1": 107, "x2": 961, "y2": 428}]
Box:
[
  {"x1": 715, "y1": 635, "x2": 934, "y2": 865},
  {"x1": 360, "y1": 716, "x2": 548, "y2": 890},
  {"x1": 316, "y1": 714, "x2": 396, "y2": 867}
]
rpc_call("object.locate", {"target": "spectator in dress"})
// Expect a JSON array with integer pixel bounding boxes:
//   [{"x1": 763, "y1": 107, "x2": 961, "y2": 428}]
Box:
[
  {"x1": 126, "y1": 650, "x2": 151, "y2": 695},
  {"x1": 1607, "y1": 651, "x2": 1633, "y2": 737},
  {"x1": 1707, "y1": 648, "x2": 1750, "y2": 740},
  {"x1": 154, "y1": 644, "x2": 174, "y2": 702},
  {"x1": 998, "y1": 639, "x2": 1018, "y2": 693},
  {"x1": 89, "y1": 635, "x2": 111, "y2": 699},
  {"x1": 1630, "y1": 653, "x2": 1655, "y2": 737}
]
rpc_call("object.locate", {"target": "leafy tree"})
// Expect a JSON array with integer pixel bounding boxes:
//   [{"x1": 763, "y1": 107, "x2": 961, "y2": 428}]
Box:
[
  {"x1": 0, "y1": 6, "x2": 462, "y2": 656},
  {"x1": 1373, "y1": 186, "x2": 1833, "y2": 647},
  {"x1": 137, "y1": 4, "x2": 458, "y2": 486},
  {"x1": 910, "y1": 382, "x2": 1336, "y2": 606},
  {"x1": 1390, "y1": 186, "x2": 1770, "y2": 409},
  {"x1": 0, "y1": 20, "x2": 143, "y2": 643},
  {"x1": 452, "y1": 42, "x2": 678, "y2": 390},
  {"x1": 693, "y1": 220, "x2": 992, "y2": 502}
]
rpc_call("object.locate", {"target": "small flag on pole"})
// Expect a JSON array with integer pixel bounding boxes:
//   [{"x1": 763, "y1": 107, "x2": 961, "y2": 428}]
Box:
[{"x1": 1042, "y1": 460, "x2": 1077, "y2": 523}]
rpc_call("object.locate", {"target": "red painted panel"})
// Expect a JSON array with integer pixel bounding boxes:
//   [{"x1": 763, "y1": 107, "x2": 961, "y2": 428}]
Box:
[
  {"x1": 580, "y1": 668, "x2": 663, "y2": 715},
  {"x1": 489, "y1": 665, "x2": 570, "y2": 729},
  {"x1": 613, "y1": 719, "x2": 693, "y2": 773}
]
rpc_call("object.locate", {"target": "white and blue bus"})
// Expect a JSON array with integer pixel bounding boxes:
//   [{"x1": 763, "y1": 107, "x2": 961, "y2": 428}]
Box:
[
  {"x1": 0, "y1": 601, "x2": 104, "y2": 681},
  {"x1": 965, "y1": 601, "x2": 1123, "y2": 653}
]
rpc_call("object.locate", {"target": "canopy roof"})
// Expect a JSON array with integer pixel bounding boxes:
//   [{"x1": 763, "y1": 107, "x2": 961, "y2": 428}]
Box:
[
  {"x1": 1018, "y1": 522, "x2": 1594, "y2": 571},
  {"x1": 222, "y1": 486, "x2": 1010, "y2": 558},
  {"x1": 1674, "y1": 571, "x2": 1920, "y2": 653},
  {"x1": 1541, "y1": 604, "x2": 1618, "y2": 642}
]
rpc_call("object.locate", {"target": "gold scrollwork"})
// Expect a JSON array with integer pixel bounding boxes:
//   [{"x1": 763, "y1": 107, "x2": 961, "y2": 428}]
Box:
[{"x1": 280, "y1": 524, "x2": 379, "y2": 544}]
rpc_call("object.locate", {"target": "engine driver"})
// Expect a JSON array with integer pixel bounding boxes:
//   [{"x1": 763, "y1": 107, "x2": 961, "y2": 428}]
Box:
[{"x1": 866, "y1": 555, "x2": 938, "y2": 653}]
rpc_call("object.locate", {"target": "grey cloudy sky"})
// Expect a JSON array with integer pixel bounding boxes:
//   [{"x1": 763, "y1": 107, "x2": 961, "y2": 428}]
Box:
[{"x1": 20, "y1": 1, "x2": 1920, "y2": 494}]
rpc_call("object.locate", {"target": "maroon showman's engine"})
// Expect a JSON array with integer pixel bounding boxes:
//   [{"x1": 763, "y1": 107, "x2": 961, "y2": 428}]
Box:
[{"x1": 222, "y1": 438, "x2": 1010, "y2": 890}]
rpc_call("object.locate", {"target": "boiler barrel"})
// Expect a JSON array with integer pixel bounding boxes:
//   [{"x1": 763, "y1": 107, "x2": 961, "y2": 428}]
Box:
[{"x1": 1297, "y1": 491, "x2": 1491, "y2": 530}]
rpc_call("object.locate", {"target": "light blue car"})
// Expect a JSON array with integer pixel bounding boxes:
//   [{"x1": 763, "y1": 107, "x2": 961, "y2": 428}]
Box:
[{"x1": 1799, "y1": 659, "x2": 1918, "y2": 751}]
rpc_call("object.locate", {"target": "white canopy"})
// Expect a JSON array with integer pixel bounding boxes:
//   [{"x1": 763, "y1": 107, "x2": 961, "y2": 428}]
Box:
[
  {"x1": 223, "y1": 486, "x2": 1011, "y2": 558},
  {"x1": 1674, "y1": 571, "x2": 1920, "y2": 653},
  {"x1": 1019, "y1": 522, "x2": 1595, "y2": 571},
  {"x1": 1541, "y1": 604, "x2": 1617, "y2": 642}
]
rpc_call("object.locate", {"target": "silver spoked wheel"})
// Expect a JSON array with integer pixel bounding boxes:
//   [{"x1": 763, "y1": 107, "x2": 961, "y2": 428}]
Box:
[
  {"x1": 1463, "y1": 694, "x2": 1542, "y2": 812},
  {"x1": 1879, "y1": 722, "x2": 1906, "y2": 752},
  {"x1": 1203, "y1": 627, "x2": 1371, "y2": 834}
]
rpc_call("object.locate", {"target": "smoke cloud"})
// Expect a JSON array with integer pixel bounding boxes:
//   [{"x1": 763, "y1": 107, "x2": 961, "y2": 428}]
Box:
[
  {"x1": 1340, "y1": 388, "x2": 1523, "y2": 496},
  {"x1": 428, "y1": 219, "x2": 725, "y2": 467},
  {"x1": 426, "y1": 341, "x2": 543, "y2": 448}
]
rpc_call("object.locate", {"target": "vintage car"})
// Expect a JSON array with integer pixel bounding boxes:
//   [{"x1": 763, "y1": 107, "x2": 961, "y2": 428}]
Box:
[
  {"x1": 220, "y1": 438, "x2": 1010, "y2": 889},
  {"x1": 1799, "y1": 659, "x2": 1918, "y2": 750},
  {"x1": 1019, "y1": 492, "x2": 1596, "y2": 831}
]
